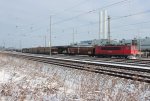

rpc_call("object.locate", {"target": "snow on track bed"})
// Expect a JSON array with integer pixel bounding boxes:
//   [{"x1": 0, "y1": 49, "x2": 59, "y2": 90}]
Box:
[
  {"x1": 1, "y1": 51, "x2": 150, "y2": 83},
  {"x1": 8, "y1": 51, "x2": 150, "y2": 67},
  {"x1": 3, "y1": 51, "x2": 150, "y2": 70},
  {"x1": 0, "y1": 54, "x2": 150, "y2": 100}
]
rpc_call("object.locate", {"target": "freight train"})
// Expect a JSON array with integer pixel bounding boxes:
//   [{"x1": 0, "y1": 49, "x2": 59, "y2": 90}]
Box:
[{"x1": 22, "y1": 45, "x2": 139, "y2": 59}]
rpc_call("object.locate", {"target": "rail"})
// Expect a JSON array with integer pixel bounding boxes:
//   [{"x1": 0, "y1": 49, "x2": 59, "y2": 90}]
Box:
[{"x1": 1, "y1": 51, "x2": 150, "y2": 83}]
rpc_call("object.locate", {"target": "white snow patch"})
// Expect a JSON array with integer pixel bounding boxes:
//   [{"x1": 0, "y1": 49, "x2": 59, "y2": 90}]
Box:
[
  {"x1": 0, "y1": 54, "x2": 149, "y2": 101},
  {"x1": 0, "y1": 70, "x2": 11, "y2": 83}
]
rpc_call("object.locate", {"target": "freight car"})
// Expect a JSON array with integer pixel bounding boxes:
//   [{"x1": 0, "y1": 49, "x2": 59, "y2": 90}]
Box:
[
  {"x1": 68, "y1": 46, "x2": 95, "y2": 56},
  {"x1": 44, "y1": 47, "x2": 58, "y2": 54},
  {"x1": 57, "y1": 46, "x2": 69, "y2": 54},
  {"x1": 22, "y1": 47, "x2": 58, "y2": 54}
]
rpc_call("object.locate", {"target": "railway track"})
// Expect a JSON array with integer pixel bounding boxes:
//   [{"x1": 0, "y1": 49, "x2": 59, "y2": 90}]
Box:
[
  {"x1": 1, "y1": 51, "x2": 150, "y2": 83},
  {"x1": 36, "y1": 54, "x2": 150, "y2": 66}
]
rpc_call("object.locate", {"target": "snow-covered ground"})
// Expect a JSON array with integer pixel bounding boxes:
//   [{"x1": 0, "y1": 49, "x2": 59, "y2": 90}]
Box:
[{"x1": 0, "y1": 54, "x2": 150, "y2": 101}]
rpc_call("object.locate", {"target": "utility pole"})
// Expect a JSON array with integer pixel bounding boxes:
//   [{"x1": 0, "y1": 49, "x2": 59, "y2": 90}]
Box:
[
  {"x1": 3, "y1": 41, "x2": 5, "y2": 48},
  {"x1": 100, "y1": 11, "x2": 103, "y2": 45},
  {"x1": 44, "y1": 35, "x2": 46, "y2": 47},
  {"x1": 19, "y1": 40, "x2": 22, "y2": 52},
  {"x1": 99, "y1": 11, "x2": 101, "y2": 42},
  {"x1": 49, "y1": 16, "x2": 52, "y2": 56},
  {"x1": 137, "y1": 30, "x2": 142, "y2": 58},
  {"x1": 139, "y1": 33, "x2": 141, "y2": 58},
  {"x1": 108, "y1": 16, "x2": 111, "y2": 44},
  {"x1": 73, "y1": 28, "x2": 75, "y2": 45}
]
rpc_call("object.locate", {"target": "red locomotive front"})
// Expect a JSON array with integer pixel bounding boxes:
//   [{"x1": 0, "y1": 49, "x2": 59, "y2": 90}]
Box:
[{"x1": 95, "y1": 45, "x2": 138, "y2": 58}]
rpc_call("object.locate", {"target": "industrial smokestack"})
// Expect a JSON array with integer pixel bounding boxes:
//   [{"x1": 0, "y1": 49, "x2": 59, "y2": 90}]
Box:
[
  {"x1": 104, "y1": 10, "x2": 108, "y2": 39},
  {"x1": 100, "y1": 11, "x2": 103, "y2": 40},
  {"x1": 100, "y1": 10, "x2": 108, "y2": 40},
  {"x1": 108, "y1": 16, "x2": 111, "y2": 44},
  {"x1": 102, "y1": 11, "x2": 105, "y2": 39}
]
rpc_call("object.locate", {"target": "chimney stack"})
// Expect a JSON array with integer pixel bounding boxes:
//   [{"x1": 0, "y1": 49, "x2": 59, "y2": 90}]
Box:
[{"x1": 100, "y1": 10, "x2": 108, "y2": 40}]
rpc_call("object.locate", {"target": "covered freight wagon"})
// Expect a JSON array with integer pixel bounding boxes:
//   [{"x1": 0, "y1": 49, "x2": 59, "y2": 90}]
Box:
[
  {"x1": 44, "y1": 47, "x2": 58, "y2": 54},
  {"x1": 68, "y1": 46, "x2": 95, "y2": 56}
]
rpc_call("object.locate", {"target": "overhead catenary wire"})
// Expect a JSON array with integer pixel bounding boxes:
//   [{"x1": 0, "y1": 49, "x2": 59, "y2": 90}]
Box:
[
  {"x1": 17, "y1": 0, "x2": 129, "y2": 31},
  {"x1": 53, "y1": 19, "x2": 150, "y2": 37},
  {"x1": 19, "y1": 0, "x2": 130, "y2": 35},
  {"x1": 13, "y1": 0, "x2": 92, "y2": 30},
  {"x1": 52, "y1": 0, "x2": 92, "y2": 17},
  {"x1": 14, "y1": 8, "x2": 150, "y2": 38},
  {"x1": 52, "y1": 0, "x2": 129, "y2": 25},
  {"x1": 19, "y1": 19, "x2": 150, "y2": 38},
  {"x1": 59, "y1": 9, "x2": 150, "y2": 32},
  {"x1": 112, "y1": 10, "x2": 150, "y2": 20}
]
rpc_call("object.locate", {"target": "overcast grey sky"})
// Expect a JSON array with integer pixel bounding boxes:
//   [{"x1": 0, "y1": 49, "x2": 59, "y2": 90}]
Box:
[{"x1": 0, "y1": 0, "x2": 150, "y2": 48}]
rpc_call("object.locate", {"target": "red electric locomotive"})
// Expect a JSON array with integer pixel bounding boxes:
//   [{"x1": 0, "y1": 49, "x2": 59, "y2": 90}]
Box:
[{"x1": 95, "y1": 45, "x2": 138, "y2": 58}]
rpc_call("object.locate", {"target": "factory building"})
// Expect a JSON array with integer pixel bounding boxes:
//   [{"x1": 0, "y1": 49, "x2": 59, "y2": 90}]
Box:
[
  {"x1": 119, "y1": 37, "x2": 150, "y2": 57},
  {"x1": 140, "y1": 37, "x2": 150, "y2": 51},
  {"x1": 119, "y1": 37, "x2": 150, "y2": 51},
  {"x1": 0, "y1": 46, "x2": 5, "y2": 50},
  {"x1": 76, "y1": 39, "x2": 118, "y2": 46}
]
